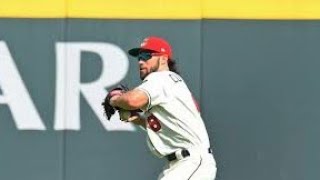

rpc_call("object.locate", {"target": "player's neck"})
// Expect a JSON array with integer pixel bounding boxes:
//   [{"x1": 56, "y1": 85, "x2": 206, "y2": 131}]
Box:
[{"x1": 157, "y1": 64, "x2": 169, "y2": 72}]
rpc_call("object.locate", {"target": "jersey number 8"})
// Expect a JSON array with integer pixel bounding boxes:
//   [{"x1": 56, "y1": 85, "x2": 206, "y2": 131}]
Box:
[{"x1": 147, "y1": 115, "x2": 162, "y2": 132}]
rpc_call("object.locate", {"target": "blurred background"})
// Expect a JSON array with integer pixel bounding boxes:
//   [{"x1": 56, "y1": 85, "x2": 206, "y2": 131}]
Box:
[{"x1": 0, "y1": 1, "x2": 320, "y2": 180}]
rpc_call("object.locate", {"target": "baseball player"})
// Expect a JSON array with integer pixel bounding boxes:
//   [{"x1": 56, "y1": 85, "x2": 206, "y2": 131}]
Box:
[{"x1": 107, "y1": 36, "x2": 216, "y2": 180}]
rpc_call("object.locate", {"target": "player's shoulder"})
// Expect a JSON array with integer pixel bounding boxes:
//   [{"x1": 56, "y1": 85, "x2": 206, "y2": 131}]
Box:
[
  {"x1": 144, "y1": 71, "x2": 172, "y2": 81},
  {"x1": 143, "y1": 71, "x2": 184, "y2": 86}
]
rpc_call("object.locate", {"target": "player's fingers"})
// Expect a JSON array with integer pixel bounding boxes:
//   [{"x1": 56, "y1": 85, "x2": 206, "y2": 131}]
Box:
[
  {"x1": 109, "y1": 90, "x2": 123, "y2": 97},
  {"x1": 110, "y1": 95, "x2": 121, "y2": 102}
]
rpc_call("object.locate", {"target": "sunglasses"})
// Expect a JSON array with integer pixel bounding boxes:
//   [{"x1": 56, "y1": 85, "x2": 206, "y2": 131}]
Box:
[
  {"x1": 137, "y1": 52, "x2": 152, "y2": 61},
  {"x1": 137, "y1": 51, "x2": 165, "y2": 61}
]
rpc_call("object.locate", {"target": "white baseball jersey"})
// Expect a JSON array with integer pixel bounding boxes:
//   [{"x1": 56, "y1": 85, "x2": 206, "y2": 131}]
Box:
[{"x1": 136, "y1": 71, "x2": 211, "y2": 157}]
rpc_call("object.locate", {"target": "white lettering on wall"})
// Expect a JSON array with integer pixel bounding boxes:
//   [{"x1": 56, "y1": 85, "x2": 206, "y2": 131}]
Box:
[
  {"x1": 0, "y1": 41, "x2": 46, "y2": 130},
  {"x1": 54, "y1": 42, "x2": 135, "y2": 131}
]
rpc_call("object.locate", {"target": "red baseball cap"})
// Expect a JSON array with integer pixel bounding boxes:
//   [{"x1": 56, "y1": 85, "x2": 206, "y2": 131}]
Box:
[{"x1": 128, "y1": 36, "x2": 173, "y2": 59}]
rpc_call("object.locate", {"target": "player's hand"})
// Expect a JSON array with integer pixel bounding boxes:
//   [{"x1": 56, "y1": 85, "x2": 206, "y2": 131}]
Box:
[
  {"x1": 109, "y1": 89, "x2": 123, "y2": 98},
  {"x1": 109, "y1": 90, "x2": 123, "y2": 107},
  {"x1": 102, "y1": 84, "x2": 128, "y2": 120}
]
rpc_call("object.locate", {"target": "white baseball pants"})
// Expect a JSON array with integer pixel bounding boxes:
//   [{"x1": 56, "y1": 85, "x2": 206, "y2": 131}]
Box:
[{"x1": 158, "y1": 147, "x2": 217, "y2": 180}]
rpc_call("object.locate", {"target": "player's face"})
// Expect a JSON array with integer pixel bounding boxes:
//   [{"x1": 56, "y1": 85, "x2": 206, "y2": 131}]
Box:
[{"x1": 137, "y1": 52, "x2": 161, "y2": 80}]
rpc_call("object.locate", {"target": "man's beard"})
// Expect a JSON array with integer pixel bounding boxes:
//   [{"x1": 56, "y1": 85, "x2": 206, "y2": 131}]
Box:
[{"x1": 140, "y1": 58, "x2": 160, "y2": 80}]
